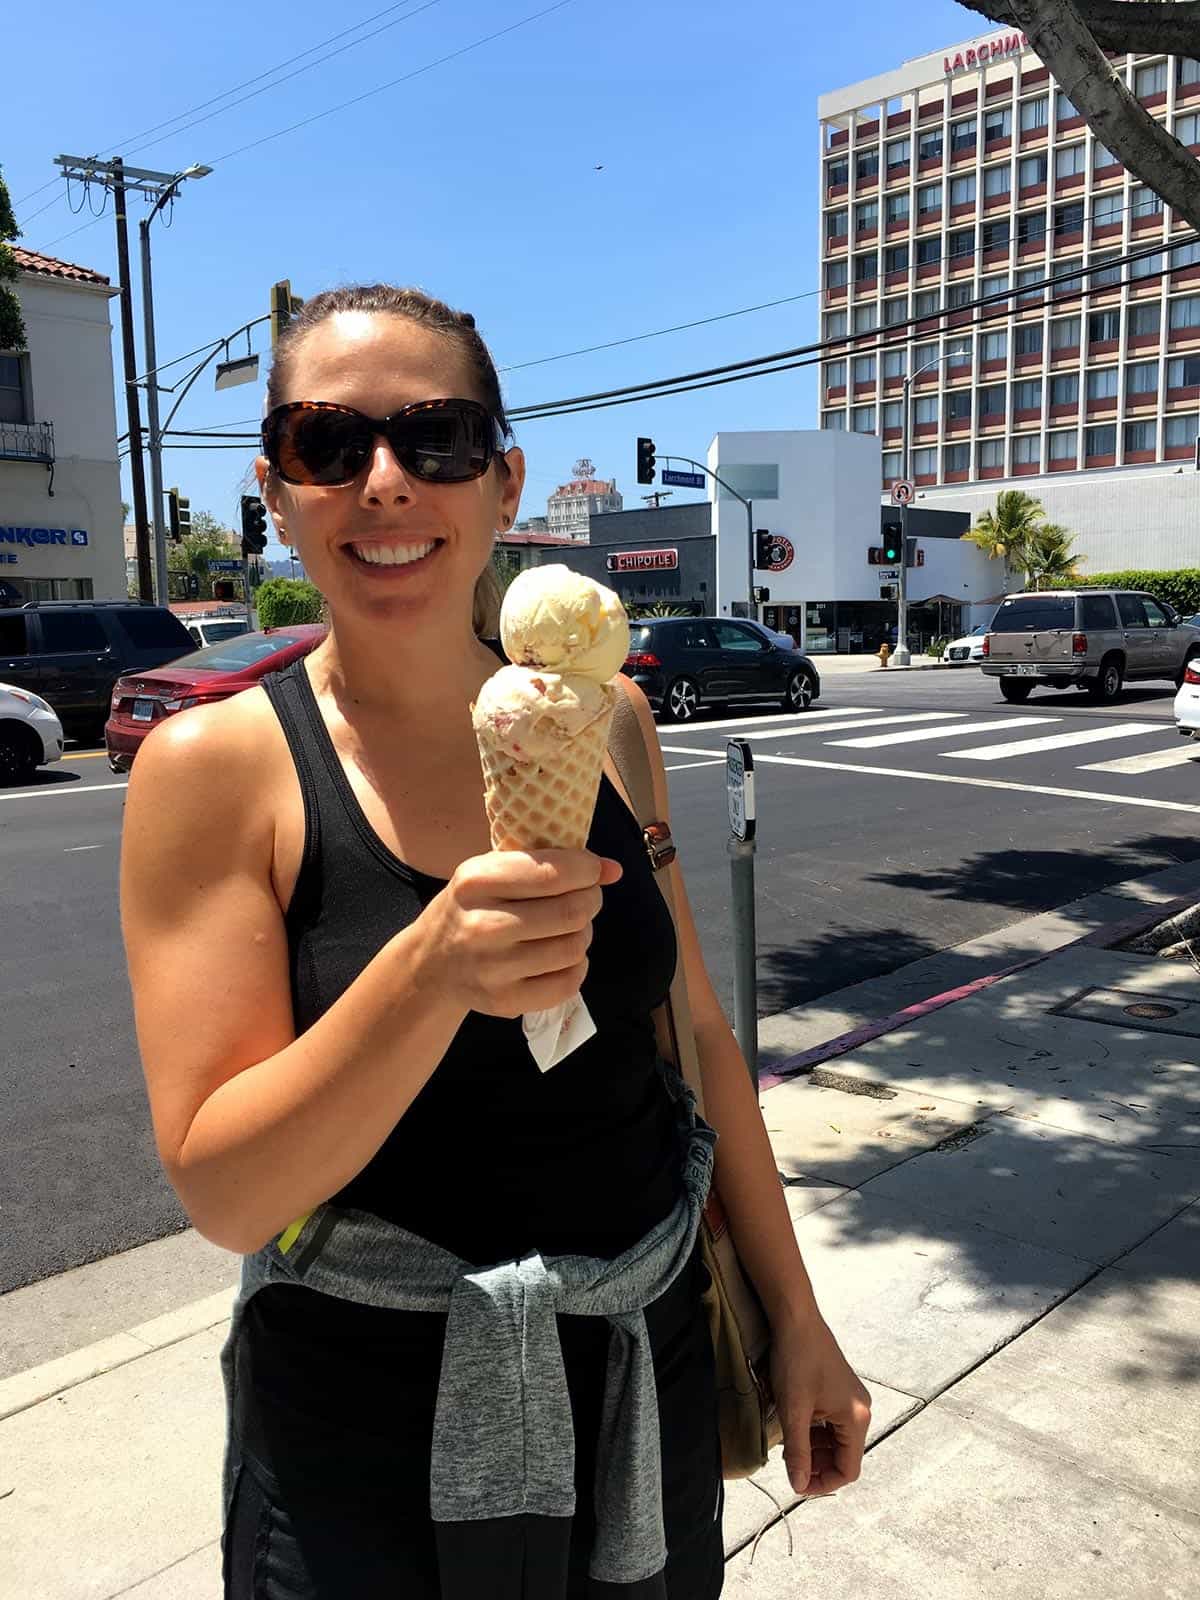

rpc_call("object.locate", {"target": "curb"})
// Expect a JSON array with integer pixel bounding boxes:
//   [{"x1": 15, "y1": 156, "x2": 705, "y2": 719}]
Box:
[{"x1": 757, "y1": 885, "x2": 1200, "y2": 1094}]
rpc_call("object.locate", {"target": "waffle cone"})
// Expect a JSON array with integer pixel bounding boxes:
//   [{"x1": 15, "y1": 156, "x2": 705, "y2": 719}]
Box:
[{"x1": 476, "y1": 701, "x2": 615, "y2": 852}]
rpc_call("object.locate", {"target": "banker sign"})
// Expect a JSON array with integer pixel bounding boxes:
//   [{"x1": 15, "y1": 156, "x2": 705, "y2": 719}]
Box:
[{"x1": 0, "y1": 526, "x2": 89, "y2": 565}]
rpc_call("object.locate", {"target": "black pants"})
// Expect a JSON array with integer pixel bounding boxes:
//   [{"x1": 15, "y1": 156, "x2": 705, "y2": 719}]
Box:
[{"x1": 222, "y1": 1247, "x2": 724, "y2": 1598}]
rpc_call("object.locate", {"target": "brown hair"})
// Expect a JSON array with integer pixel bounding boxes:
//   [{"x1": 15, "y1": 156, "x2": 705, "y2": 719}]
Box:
[{"x1": 266, "y1": 284, "x2": 511, "y2": 638}]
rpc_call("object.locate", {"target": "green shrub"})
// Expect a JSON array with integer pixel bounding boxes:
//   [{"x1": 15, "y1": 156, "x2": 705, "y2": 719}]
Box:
[
  {"x1": 255, "y1": 577, "x2": 325, "y2": 628},
  {"x1": 1047, "y1": 569, "x2": 1200, "y2": 615}
]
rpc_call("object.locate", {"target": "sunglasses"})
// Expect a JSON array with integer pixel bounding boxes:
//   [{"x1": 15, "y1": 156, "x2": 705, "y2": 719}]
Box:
[{"x1": 262, "y1": 397, "x2": 509, "y2": 487}]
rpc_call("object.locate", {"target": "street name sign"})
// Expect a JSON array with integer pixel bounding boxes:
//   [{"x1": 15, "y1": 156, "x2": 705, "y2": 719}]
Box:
[
  {"x1": 661, "y1": 468, "x2": 706, "y2": 489},
  {"x1": 208, "y1": 559, "x2": 244, "y2": 572}
]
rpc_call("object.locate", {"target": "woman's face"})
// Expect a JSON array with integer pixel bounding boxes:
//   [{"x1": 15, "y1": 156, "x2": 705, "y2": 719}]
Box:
[{"x1": 256, "y1": 311, "x2": 524, "y2": 633}]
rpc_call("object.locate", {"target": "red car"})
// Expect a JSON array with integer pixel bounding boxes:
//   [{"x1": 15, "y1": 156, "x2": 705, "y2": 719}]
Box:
[{"x1": 106, "y1": 624, "x2": 327, "y2": 773}]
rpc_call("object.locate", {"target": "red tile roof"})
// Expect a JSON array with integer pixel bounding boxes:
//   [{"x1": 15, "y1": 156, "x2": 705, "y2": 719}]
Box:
[
  {"x1": 551, "y1": 479, "x2": 616, "y2": 497},
  {"x1": 12, "y1": 246, "x2": 110, "y2": 285}
]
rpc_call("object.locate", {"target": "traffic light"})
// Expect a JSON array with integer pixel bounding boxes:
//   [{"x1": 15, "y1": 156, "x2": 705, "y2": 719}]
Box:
[
  {"x1": 240, "y1": 494, "x2": 269, "y2": 556},
  {"x1": 270, "y1": 280, "x2": 304, "y2": 347},
  {"x1": 167, "y1": 487, "x2": 190, "y2": 542},
  {"x1": 752, "y1": 585, "x2": 770, "y2": 604},
  {"x1": 636, "y1": 436, "x2": 657, "y2": 485},
  {"x1": 754, "y1": 529, "x2": 773, "y2": 568},
  {"x1": 881, "y1": 520, "x2": 902, "y2": 564},
  {"x1": 880, "y1": 583, "x2": 898, "y2": 601}
]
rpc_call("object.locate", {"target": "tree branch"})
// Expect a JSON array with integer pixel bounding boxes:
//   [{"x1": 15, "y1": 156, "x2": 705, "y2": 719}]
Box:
[
  {"x1": 959, "y1": 0, "x2": 1200, "y2": 55},
  {"x1": 958, "y1": 0, "x2": 1200, "y2": 233}
]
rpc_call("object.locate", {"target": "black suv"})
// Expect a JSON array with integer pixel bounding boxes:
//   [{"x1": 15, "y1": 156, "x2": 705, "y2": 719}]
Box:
[
  {"x1": 622, "y1": 616, "x2": 821, "y2": 722},
  {"x1": 0, "y1": 601, "x2": 195, "y2": 741}
]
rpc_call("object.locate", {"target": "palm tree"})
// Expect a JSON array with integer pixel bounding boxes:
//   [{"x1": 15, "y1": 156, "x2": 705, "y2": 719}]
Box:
[
  {"x1": 961, "y1": 489, "x2": 1047, "y2": 579},
  {"x1": 1023, "y1": 524, "x2": 1083, "y2": 591}
]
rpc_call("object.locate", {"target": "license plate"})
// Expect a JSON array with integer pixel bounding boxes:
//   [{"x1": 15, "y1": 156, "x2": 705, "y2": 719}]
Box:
[
  {"x1": 132, "y1": 698, "x2": 156, "y2": 721},
  {"x1": 1007, "y1": 664, "x2": 1040, "y2": 676}
]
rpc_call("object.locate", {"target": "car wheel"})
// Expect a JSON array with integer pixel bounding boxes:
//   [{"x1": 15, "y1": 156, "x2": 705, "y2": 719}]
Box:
[
  {"x1": 0, "y1": 725, "x2": 40, "y2": 787},
  {"x1": 999, "y1": 679, "x2": 1033, "y2": 703},
  {"x1": 783, "y1": 670, "x2": 815, "y2": 712},
  {"x1": 1087, "y1": 656, "x2": 1123, "y2": 703},
  {"x1": 663, "y1": 676, "x2": 701, "y2": 723},
  {"x1": 107, "y1": 755, "x2": 125, "y2": 775},
  {"x1": 1176, "y1": 651, "x2": 1200, "y2": 690}
]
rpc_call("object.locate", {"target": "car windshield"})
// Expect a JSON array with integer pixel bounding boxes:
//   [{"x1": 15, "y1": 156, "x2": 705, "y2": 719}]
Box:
[
  {"x1": 166, "y1": 632, "x2": 311, "y2": 674},
  {"x1": 994, "y1": 596, "x2": 1075, "y2": 631},
  {"x1": 628, "y1": 626, "x2": 653, "y2": 650},
  {"x1": 970, "y1": 624, "x2": 989, "y2": 636},
  {"x1": 197, "y1": 622, "x2": 249, "y2": 644}
]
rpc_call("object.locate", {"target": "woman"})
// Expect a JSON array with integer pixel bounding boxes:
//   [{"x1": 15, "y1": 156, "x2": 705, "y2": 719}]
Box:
[{"x1": 120, "y1": 285, "x2": 871, "y2": 1599}]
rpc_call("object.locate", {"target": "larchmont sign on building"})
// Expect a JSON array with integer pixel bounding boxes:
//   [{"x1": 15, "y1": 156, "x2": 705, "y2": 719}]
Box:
[{"x1": 944, "y1": 32, "x2": 1030, "y2": 74}]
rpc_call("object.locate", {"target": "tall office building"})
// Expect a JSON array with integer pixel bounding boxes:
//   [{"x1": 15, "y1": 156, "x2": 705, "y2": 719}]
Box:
[
  {"x1": 546, "y1": 459, "x2": 623, "y2": 541},
  {"x1": 818, "y1": 32, "x2": 1200, "y2": 498}
]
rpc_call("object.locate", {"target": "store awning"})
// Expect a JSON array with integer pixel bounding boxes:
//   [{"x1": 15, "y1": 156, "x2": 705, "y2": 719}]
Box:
[{"x1": 912, "y1": 593, "x2": 964, "y2": 606}]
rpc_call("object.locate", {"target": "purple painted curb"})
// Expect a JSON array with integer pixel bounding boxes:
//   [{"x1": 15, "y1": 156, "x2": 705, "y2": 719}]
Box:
[{"x1": 756, "y1": 885, "x2": 1200, "y2": 1094}]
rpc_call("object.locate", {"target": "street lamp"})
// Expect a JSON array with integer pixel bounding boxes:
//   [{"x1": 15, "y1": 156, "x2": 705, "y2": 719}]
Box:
[
  {"x1": 895, "y1": 346, "x2": 967, "y2": 665},
  {"x1": 140, "y1": 164, "x2": 211, "y2": 604}
]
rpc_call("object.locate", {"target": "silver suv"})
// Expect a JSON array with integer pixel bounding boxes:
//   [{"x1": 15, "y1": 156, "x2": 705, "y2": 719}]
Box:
[{"x1": 981, "y1": 590, "x2": 1200, "y2": 704}]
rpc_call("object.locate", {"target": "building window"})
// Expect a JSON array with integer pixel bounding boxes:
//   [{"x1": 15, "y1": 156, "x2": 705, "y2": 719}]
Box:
[
  {"x1": 826, "y1": 258, "x2": 849, "y2": 289},
  {"x1": 824, "y1": 359, "x2": 847, "y2": 389},
  {"x1": 1170, "y1": 239, "x2": 1200, "y2": 270},
  {"x1": 883, "y1": 350, "x2": 907, "y2": 379},
  {"x1": 1124, "y1": 419, "x2": 1157, "y2": 453},
  {"x1": 1091, "y1": 192, "x2": 1123, "y2": 229},
  {"x1": 1054, "y1": 259, "x2": 1084, "y2": 293},
  {"x1": 1054, "y1": 144, "x2": 1086, "y2": 179},
  {"x1": 853, "y1": 303, "x2": 879, "y2": 333},
  {"x1": 1048, "y1": 430, "x2": 1076, "y2": 461},
  {"x1": 917, "y1": 181, "x2": 942, "y2": 215},
  {"x1": 948, "y1": 227, "x2": 974, "y2": 259},
  {"x1": 944, "y1": 442, "x2": 970, "y2": 472},
  {"x1": 981, "y1": 272, "x2": 1010, "y2": 299},
  {"x1": 947, "y1": 281, "x2": 973, "y2": 309},
  {"x1": 826, "y1": 208, "x2": 848, "y2": 241},
  {"x1": 946, "y1": 336, "x2": 972, "y2": 367},
  {"x1": 885, "y1": 192, "x2": 910, "y2": 226},
  {"x1": 1135, "y1": 61, "x2": 1168, "y2": 98},
  {"x1": 950, "y1": 174, "x2": 976, "y2": 206},
  {"x1": 855, "y1": 250, "x2": 878, "y2": 283},
  {"x1": 0, "y1": 354, "x2": 29, "y2": 424},
  {"x1": 827, "y1": 157, "x2": 849, "y2": 187},
  {"x1": 983, "y1": 165, "x2": 1010, "y2": 201},
  {"x1": 1126, "y1": 360, "x2": 1158, "y2": 398},
  {"x1": 1178, "y1": 57, "x2": 1200, "y2": 87},
  {"x1": 914, "y1": 289, "x2": 940, "y2": 317},
  {"x1": 981, "y1": 330, "x2": 1008, "y2": 361},
  {"x1": 1050, "y1": 373, "x2": 1079, "y2": 405},
  {"x1": 1012, "y1": 434, "x2": 1041, "y2": 465},
  {"x1": 944, "y1": 389, "x2": 972, "y2": 422},
  {"x1": 1093, "y1": 141, "x2": 1117, "y2": 169},
  {"x1": 1085, "y1": 423, "x2": 1117, "y2": 455},
  {"x1": 1054, "y1": 200, "x2": 1084, "y2": 235},
  {"x1": 855, "y1": 199, "x2": 879, "y2": 232},
  {"x1": 918, "y1": 129, "x2": 943, "y2": 162},
  {"x1": 882, "y1": 400, "x2": 903, "y2": 429},
  {"x1": 1014, "y1": 323, "x2": 1043, "y2": 357},
  {"x1": 1056, "y1": 90, "x2": 1078, "y2": 120},
  {"x1": 1167, "y1": 355, "x2": 1200, "y2": 387},
  {"x1": 1130, "y1": 250, "x2": 1163, "y2": 280},
  {"x1": 1016, "y1": 266, "x2": 1044, "y2": 304},
  {"x1": 1129, "y1": 301, "x2": 1161, "y2": 337},
  {"x1": 822, "y1": 410, "x2": 847, "y2": 430},
  {"x1": 1018, "y1": 153, "x2": 1047, "y2": 187},
  {"x1": 1088, "y1": 309, "x2": 1121, "y2": 342},
  {"x1": 913, "y1": 341, "x2": 939, "y2": 371},
  {"x1": 1131, "y1": 185, "x2": 1163, "y2": 220},
  {"x1": 824, "y1": 310, "x2": 848, "y2": 339},
  {"x1": 913, "y1": 395, "x2": 938, "y2": 425},
  {"x1": 886, "y1": 136, "x2": 911, "y2": 168},
  {"x1": 881, "y1": 450, "x2": 903, "y2": 480},
  {"x1": 978, "y1": 438, "x2": 1005, "y2": 469},
  {"x1": 884, "y1": 243, "x2": 910, "y2": 274},
  {"x1": 1019, "y1": 96, "x2": 1048, "y2": 131},
  {"x1": 984, "y1": 106, "x2": 1011, "y2": 142},
  {"x1": 1169, "y1": 295, "x2": 1200, "y2": 331},
  {"x1": 856, "y1": 149, "x2": 880, "y2": 183},
  {"x1": 853, "y1": 354, "x2": 877, "y2": 384},
  {"x1": 978, "y1": 383, "x2": 1006, "y2": 416},
  {"x1": 883, "y1": 293, "x2": 908, "y2": 324},
  {"x1": 950, "y1": 115, "x2": 977, "y2": 154},
  {"x1": 1013, "y1": 378, "x2": 1042, "y2": 410},
  {"x1": 1090, "y1": 250, "x2": 1122, "y2": 287},
  {"x1": 852, "y1": 405, "x2": 877, "y2": 433},
  {"x1": 916, "y1": 236, "x2": 942, "y2": 266},
  {"x1": 1016, "y1": 211, "x2": 1047, "y2": 246},
  {"x1": 1164, "y1": 412, "x2": 1199, "y2": 447},
  {"x1": 1087, "y1": 367, "x2": 1119, "y2": 400},
  {"x1": 911, "y1": 446, "x2": 937, "y2": 476},
  {"x1": 1051, "y1": 315, "x2": 1081, "y2": 349},
  {"x1": 1177, "y1": 113, "x2": 1200, "y2": 146}
]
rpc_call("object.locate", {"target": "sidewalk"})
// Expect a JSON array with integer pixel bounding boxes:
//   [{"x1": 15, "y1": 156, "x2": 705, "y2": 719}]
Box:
[
  {"x1": 3, "y1": 863, "x2": 1199, "y2": 1598},
  {"x1": 813, "y1": 651, "x2": 951, "y2": 675}
]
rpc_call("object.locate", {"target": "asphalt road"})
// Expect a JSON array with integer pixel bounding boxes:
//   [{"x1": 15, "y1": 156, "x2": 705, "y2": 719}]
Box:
[{"x1": 3, "y1": 665, "x2": 1198, "y2": 1291}]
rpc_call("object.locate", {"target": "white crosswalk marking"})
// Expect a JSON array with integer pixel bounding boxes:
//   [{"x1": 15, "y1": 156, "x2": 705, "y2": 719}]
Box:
[
  {"x1": 1080, "y1": 742, "x2": 1200, "y2": 775},
  {"x1": 829, "y1": 715, "x2": 1051, "y2": 749},
  {"x1": 731, "y1": 711, "x2": 963, "y2": 743},
  {"x1": 948, "y1": 722, "x2": 1165, "y2": 762}
]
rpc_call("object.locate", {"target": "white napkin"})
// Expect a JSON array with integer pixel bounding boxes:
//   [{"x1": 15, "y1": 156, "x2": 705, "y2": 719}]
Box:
[{"x1": 523, "y1": 994, "x2": 597, "y2": 1072}]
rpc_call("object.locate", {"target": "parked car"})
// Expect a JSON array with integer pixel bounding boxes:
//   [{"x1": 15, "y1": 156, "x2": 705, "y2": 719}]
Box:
[
  {"x1": 943, "y1": 623, "x2": 990, "y2": 664},
  {"x1": 981, "y1": 590, "x2": 1200, "y2": 703},
  {"x1": 1176, "y1": 659, "x2": 1200, "y2": 740},
  {"x1": 181, "y1": 613, "x2": 252, "y2": 649},
  {"x1": 0, "y1": 681, "x2": 64, "y2": 786},
  {"x1": 622, "y1": 616, "x2": 821, "y2": 722},
  {"x1": 0, "y1": 600, "x2": 195, "y2": 742},
  {"x1": 106, "y1": 624, "x2": 326, "y2": 773}
]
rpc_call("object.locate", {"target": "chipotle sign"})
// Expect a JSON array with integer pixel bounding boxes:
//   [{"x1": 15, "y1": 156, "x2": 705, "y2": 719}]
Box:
[{"x1": 606, "y1": 548, "x2": 679, "y2": 573}]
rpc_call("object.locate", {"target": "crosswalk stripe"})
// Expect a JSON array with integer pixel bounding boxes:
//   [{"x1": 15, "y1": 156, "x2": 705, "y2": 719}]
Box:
[
  {"x1": 828, "y1": 715, "x2": 1051, "y2": 749},
  {"x1": 658, "y1": 707, "x2": 878, "y2": 736},
  {"x1": 947, "y1": 722, "x2": 1165, "y2": 762},
  {"x1": 1080, "y1": 741, "x2": 1200, "y2": 774},
  {"x1": 729, "y1": 712, "x2": 963, "y2": 743}
]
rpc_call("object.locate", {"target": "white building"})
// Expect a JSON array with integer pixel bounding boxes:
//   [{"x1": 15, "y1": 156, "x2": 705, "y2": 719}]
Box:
[
  {"x1": 818, "y1": 31, "x2": 1200, "y2": 567},
  {"x1": 0, "y1": 248, "x2": 125, "y2": 602},
  {"x1": 546, "y1": 459, "x2": 623, "y2": 540}
]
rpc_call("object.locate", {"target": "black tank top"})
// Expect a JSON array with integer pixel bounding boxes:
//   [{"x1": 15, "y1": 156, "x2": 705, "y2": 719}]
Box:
[{"x1": 259, "y1": 649, "x2": 681, "y2": 1267}]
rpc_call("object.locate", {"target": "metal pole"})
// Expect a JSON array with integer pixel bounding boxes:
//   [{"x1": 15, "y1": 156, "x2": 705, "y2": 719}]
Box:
[
  {"x1": 139, "y1": 217, "x2": 168, "y2": 606},
  {"x1": 112, "y1": 160, "x2": 153, "y2": 604},
  {"x1": 746, "y1": 498, "x2": 755, "y2": 622},
  {"x1": 728, "y1": 837, "x2": 758, "y2": 1084},
  {"x1": 894, "y1": 372, "x2": 912, "y2": 666}
]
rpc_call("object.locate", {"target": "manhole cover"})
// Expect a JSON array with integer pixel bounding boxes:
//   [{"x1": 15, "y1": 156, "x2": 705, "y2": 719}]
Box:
[
  {"x1": 1052, "y1": 987, "x2": 1200, "y2": 1039},
  {"x1": 1123, "y1": 1002, "x2": 1179, "y2": 1020}
]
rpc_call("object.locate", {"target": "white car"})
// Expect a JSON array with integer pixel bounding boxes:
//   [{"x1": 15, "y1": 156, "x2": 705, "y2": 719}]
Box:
[
  {"x1": 0, "y1": 681, "x2": 64, "y2": 785},
  {"x1": 1176, "y1": 659, "x2": 1200, "y2": 739},
  {"x1": 943, "y1": 623, "x2": 990, "y2": 664},
  {"x1": 183, "y1": 614, "x2": 251, "y2": 649}
]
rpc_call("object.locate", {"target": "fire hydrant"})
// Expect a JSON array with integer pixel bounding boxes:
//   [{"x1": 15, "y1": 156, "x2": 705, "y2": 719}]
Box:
[{"x1": 878, "y1": 641, "x2": 891, "y2": 668}]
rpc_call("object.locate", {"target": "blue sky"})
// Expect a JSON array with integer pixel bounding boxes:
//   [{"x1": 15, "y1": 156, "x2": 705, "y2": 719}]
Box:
[{"x1": 6, "y1": 0, "x2": 972, "y2": 553}]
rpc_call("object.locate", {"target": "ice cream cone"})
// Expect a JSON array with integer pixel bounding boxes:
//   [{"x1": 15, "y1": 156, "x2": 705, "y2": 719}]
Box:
[{"x1": 476, "y1": 697, "x2": 615, "y2": 852}]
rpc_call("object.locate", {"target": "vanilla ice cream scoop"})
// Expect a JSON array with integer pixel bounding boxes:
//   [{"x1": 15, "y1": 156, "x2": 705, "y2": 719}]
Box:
[
  {"x1": 472, "y1": 665, "x2": 616, "y2": 766},
  {"x1": 500, "y1": 565, "x2": 630, "y2": 682}
]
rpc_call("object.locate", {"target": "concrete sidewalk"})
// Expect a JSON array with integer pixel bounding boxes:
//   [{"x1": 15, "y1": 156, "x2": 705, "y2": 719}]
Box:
[
  {"x1": 2, "y1": 864, "x2": 1199, "y2": 1598},
  {"x1": 810, "y1": 652, "x2": 950, "y2": 675}
]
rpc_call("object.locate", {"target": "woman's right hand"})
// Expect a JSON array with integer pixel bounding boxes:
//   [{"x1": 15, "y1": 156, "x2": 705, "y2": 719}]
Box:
[{"x1": 416, "y1": 849, "x2": 623, "y2": 1019}]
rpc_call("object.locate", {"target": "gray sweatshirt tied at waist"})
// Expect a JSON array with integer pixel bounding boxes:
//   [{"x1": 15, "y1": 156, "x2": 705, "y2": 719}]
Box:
[{"x1": 219, "y1": 1061, "x2": 716, "y2": 1592}]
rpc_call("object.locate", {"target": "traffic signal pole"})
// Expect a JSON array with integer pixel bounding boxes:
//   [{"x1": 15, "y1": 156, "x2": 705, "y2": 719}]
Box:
[
  {"x1": 895, "y1": 371, "x2": 913, "y2": 666},
  {"x1": 661, "y1": 455, "x2": 755, "y2": 619},
  {"x1": 111, "y1": 162, "x2": 154, "y2": 606}
]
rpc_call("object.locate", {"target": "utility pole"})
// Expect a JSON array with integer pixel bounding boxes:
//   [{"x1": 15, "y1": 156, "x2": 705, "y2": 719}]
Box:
[
  {"x1": 640, "y1": 491, "x2": 673, "y2": 509},
  {"x1": 55, "y1": 156, "x2": 210, "y2": 604}
]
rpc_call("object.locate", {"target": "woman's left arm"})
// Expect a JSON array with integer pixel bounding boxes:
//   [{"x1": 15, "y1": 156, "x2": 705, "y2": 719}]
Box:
[{"x1": 621, "y1": 680, "x2": 872, "y2": 1497}]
